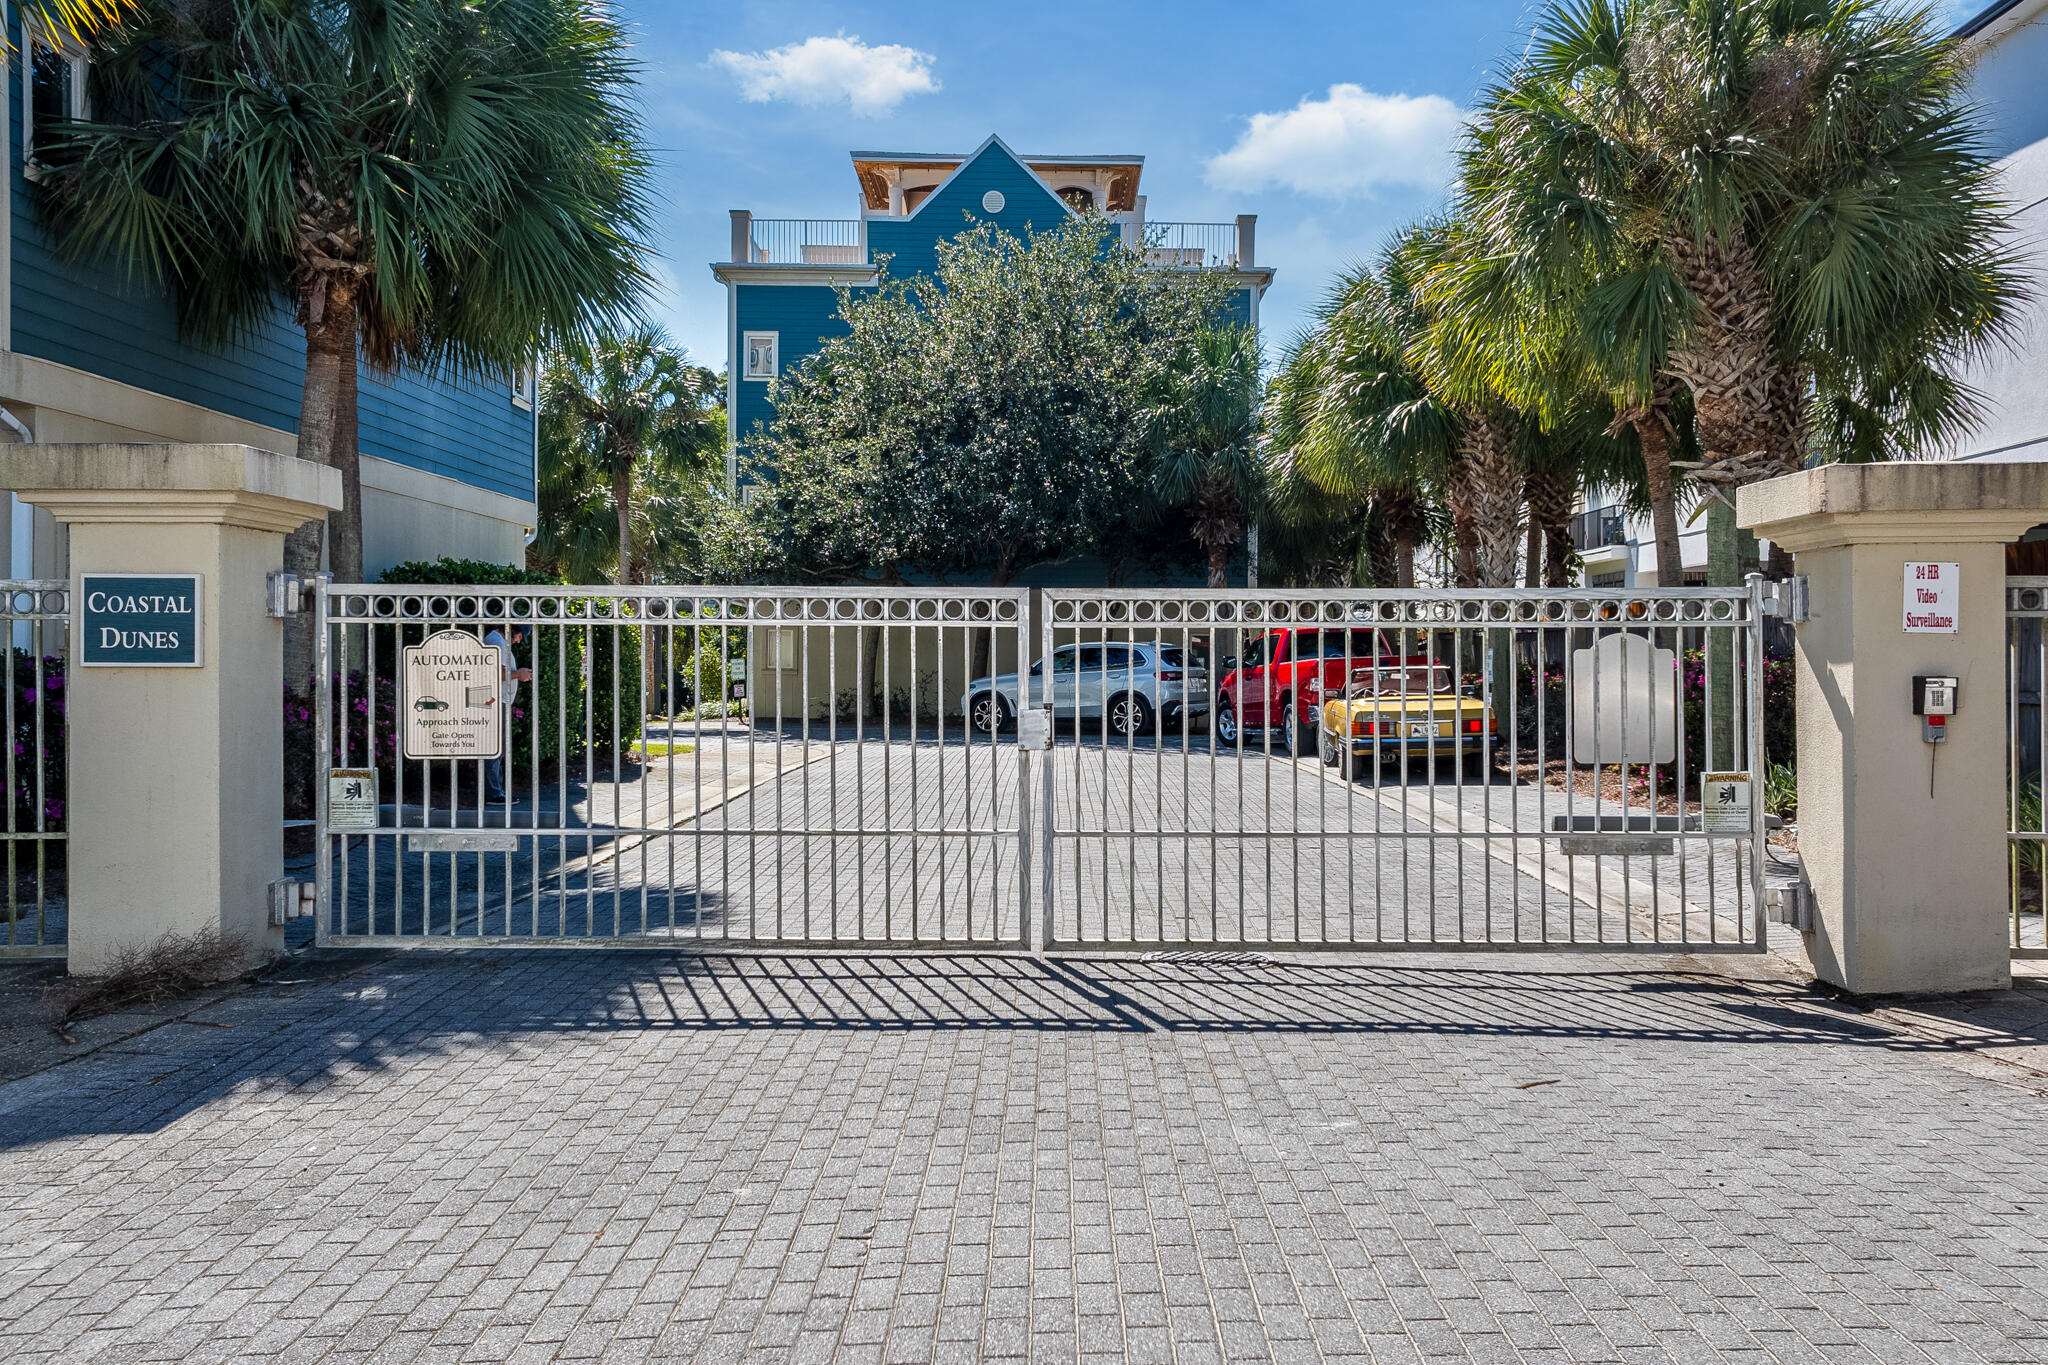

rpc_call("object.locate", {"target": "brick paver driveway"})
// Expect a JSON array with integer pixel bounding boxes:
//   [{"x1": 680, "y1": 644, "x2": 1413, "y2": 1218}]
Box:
[{"x1": 5, "y1": 950, "x2": 2048, "y2": 1363}]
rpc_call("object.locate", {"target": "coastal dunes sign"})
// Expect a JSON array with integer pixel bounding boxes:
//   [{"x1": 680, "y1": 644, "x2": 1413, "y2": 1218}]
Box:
[{"x1": 80, "y1": 573, "x2": 202, "y2": 667}]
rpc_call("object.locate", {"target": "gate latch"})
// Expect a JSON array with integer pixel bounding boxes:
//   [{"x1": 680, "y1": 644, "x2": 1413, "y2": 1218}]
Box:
[{"x1": 1017, "y1": 708, "x2": 1053, "y2": 751}]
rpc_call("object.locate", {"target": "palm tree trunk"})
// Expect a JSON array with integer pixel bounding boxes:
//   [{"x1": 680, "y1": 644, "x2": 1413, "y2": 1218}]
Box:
[
  {"x1": 1523, "y1": 464, "x2": 1576, "y2": 589},
  {"x1": 1443, "y1": 451, "x2": 1478, "y2": 588},
  {"x1": 613, "y1": 469, "x2": 634, "y2": 586},
  {"x1": 1206, "y1": 539, "x2": 1231, "y2": 590},
  {"x1": 1665, "y1": 231, "x2": 1775, "y2": 588},
  {"x1": 282, "y1": 282, "x2": 357, "y2": 689},
  {"x1": 1636, "y1": 395, "x2": 1685, "y2": 589},
  {"x1": 1366, "y1": 503, "x2": 1400, "y2": 589},
  {"x1": 1523, "y1": 521, "x2": 1541, "y2": 588},
  {"x1": 329, "y1": 301, "x2": 363, "y2": 585},
  {"x1": 1380, "y1": 488, "x2": 1420, "y2": 589},
  {"x1": 1464, "y1": 409, "x2": 1523, "y2": 589}
]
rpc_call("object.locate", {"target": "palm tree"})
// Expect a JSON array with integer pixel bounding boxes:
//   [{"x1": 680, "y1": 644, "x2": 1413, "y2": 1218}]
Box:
[
  {"x1": 1272, "y1": 242, "x2": 1458, "y2": 588},
  {"x1": 1458, "y1": 0, "x2": 2019, "y2": 585},
  {"x1": 1148, "y1": 324, "x2": 1264, "y2": 589},
  {"x1": 37, "y1": 0, "x2": 651, "y2": 676},
  {"x1": 20, "y1": 0, "x2": 134, "y2": 46},
  {"x1": 540, "y1": 331, "x2": 724, "y2": 586}
]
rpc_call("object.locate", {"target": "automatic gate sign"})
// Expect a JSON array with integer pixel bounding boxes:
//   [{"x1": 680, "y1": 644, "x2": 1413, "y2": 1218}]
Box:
[
  {"x1": 403, "y1": 629, "x2": 504, "y2": 759},
  {"x1": 1571, "y1": 633, "x2": 1677, "y2": 765}
]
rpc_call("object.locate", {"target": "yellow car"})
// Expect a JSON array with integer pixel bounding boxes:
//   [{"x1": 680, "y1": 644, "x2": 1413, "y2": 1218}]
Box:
[{"x1": 1312, "y1": 663, "x2": 1499, "y2": 780}]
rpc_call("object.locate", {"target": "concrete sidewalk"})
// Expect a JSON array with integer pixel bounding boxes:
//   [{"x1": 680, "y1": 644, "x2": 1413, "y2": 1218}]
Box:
[{"x1": 4, "y1": 950, "x2": 2048, "y2": 1362}]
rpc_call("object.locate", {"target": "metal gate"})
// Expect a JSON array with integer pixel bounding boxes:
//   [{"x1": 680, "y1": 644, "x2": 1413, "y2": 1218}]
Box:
[
  {"x1": 0, "y1": 580, "x2": 68, "y2": 958},
  {"x1": 1039, "y1": 584, "x2": 1769, "y2": 952},
  {"x1": 315, "y1": 580, "x2": 1768, "y2": 953},
  {"x1": 2007, "y1": 578, "x2": 2048, "y2": 957},
  {"x1": 315, "y1": 585, "x2": 1033, "y2": 948}
]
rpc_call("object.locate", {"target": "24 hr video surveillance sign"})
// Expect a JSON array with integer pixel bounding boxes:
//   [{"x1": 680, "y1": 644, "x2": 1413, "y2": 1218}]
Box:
[{"x1": 403, "y1": 629, "x2": 504, "y2": 759}]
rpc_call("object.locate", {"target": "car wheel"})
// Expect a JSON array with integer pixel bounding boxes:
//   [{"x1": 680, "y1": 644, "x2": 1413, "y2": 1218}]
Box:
[
  {"x1": 1216, "y1": 700, "x2": 1240, "y2": 747},
  {"x1": 1462, "y1": 750, "x2": 1487, "y2": 781},
  {"x1": 1318, "y1": 721, "x2": 1340, "y2": 768},
  {"x1": 969, "y1": 692, "x2": 1012, "y2": 734},
  {"x1": 1281, "y1": 698, "x2": 1301, "y2": 754},
  {"x1": 1108, "y1": 692, "x2": 1154, "y2": 740}
]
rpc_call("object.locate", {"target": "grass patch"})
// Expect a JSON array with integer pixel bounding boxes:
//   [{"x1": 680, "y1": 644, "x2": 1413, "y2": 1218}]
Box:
[
  {"x1": 46, "y1": 926, "x2": 253, "y2": 1028},
  {"x1": 633, "y1": 741, "x2": 695, "y2": 757}
]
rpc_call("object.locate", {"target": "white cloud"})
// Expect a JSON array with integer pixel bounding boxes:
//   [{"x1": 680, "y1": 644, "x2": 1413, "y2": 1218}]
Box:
[
  {"x1": 1205, "y1": 85, "x2": 1464, "y2": 199},
  {"x1": 708, "y1": 35, "x2": 940, "y2": 117}
]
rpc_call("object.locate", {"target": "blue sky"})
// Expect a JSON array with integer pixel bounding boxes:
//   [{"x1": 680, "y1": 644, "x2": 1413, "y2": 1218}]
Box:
[
  {"x1": 630, "y1": 0, "x2": 1987, "y2": 373},
  {"x1": 629, "y1": 0, "x2": 1540, "y2": 372}
]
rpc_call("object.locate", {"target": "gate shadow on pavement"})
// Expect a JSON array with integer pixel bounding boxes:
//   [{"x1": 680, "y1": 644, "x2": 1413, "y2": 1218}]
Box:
[{"x1": 1, "y1": 947, "x2": 2010, "y2": 1152}]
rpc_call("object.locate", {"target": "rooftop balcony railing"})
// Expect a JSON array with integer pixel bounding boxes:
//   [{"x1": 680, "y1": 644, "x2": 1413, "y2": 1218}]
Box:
[
  {"x1": 746, "y1": 218, "x2": 865, "y2": 265},
  {"x1": 728, "y1": 212, "x2": 1258, "y2": 270},
  {"x1": 1131, "y1": 221, "x2": 1240, "y2": 269}
]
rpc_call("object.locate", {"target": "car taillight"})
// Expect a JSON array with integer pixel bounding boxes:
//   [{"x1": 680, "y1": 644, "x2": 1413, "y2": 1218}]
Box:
[
  {"x1": 1157, "y1": 670, "x2": 1182, "y2": 681},
  {"x1": 1465, "y1": 718, "x2": 1482, "y2": 733}
]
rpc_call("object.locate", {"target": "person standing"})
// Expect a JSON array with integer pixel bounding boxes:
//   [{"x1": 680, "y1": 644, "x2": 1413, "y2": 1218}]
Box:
[{"x1": 482, "y1": 623, "x2": 532, "y2": 802}]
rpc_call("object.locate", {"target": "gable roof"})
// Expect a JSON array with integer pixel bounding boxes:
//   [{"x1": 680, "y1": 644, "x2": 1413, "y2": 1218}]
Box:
[{"x1": 851, "y1": 138, "x2": 1143, "y2": 212}]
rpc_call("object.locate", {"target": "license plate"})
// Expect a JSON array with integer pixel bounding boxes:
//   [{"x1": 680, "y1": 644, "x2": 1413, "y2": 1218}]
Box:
[{"x1": 1406, "y1": 721, "x2": 1443, "y2": 739}]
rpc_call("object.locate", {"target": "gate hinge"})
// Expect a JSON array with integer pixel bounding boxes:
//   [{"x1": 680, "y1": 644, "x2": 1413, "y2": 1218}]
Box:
[
  {"x1": 1764, "y1": 575, "x2": 1810, "y2": 623},
  {"x1": 266, "y1": 571, "x2": 325, "y2": 617},
  {"x1": 268, "y1": 879, "x2": 315, "y2": 926}
]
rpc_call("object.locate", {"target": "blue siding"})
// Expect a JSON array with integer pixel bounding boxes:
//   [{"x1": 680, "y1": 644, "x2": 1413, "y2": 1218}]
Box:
[
  {"x1": 733, "y1": 282, "x2": 859, "y2": 463},
  {"x1": 866, "y1": 142, "x2": 1071, "y2": 283},
  {"x1": 6, "y1": 16, "x2": 533, "y2": 503}
]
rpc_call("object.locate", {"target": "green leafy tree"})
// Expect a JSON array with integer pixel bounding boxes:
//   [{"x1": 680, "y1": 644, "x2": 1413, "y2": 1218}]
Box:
[
  {"x1": 38, "y1": 0, "x2": 651, "y2": 678},
  {"x1": 748, "y1": 217, "x2": 1233, "y2": 589},
  {"x1": 538, "y1": 331, "x2": 724, "y2": 585}
]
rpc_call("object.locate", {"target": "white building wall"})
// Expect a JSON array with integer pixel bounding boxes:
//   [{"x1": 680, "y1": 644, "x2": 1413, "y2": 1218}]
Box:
[{"x1": 1953, "y1": 0, "x2": 2048, "y2": 463}]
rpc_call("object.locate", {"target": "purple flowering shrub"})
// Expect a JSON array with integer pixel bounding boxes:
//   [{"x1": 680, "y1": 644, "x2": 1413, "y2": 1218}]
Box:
[{"x1": 8, "y1": 651, "x2": 65, "y2": 832}]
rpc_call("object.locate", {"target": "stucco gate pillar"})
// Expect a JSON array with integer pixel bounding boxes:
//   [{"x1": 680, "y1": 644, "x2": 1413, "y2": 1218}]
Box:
[
  {"x1": 0, "y1": 444, "x2": 341, "y2": 974},
  {"x1": 1739, "y1": 462, "x2": 2048, "y2": 996}
]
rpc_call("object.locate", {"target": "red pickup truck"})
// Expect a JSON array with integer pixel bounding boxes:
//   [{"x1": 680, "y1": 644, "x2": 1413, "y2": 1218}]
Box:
[{"x1": 1217, "y1": 626, "x2": 1403, "y2": 752}]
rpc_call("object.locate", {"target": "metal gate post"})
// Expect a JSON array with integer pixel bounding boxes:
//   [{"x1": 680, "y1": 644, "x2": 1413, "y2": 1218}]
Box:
[
  {"x1": 1746, "y1": 573, "x2": 1768, "y2": 948},
  {"x1": 1037, "y1": 595, "x2": 1056, "y2": 954},
  {"x1": 1013, "y1": 589, "x2": 1034, "y2": 950},
  {"x1": 313, "y1": 579, "x2": 332, "y2": 946}
]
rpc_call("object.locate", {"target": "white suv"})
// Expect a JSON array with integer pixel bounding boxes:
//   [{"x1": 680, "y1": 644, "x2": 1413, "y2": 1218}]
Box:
[{"x1": 964, "y1": 642, "x2": 1209, "y2": 736}]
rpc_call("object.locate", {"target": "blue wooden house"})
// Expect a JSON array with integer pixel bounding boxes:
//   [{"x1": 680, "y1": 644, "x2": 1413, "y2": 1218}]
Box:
[
  {"x1": 711, "y1": 135, "x2": 1274, "y2": 501},
  {"x1": 0, "y1": 16, "x2": 538, "y2": 584}
]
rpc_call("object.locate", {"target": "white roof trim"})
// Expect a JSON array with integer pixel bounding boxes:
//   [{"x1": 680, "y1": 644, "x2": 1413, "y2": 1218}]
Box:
[{"x1": 896, "y1": 134, "x2": 1079, "y2": 225}]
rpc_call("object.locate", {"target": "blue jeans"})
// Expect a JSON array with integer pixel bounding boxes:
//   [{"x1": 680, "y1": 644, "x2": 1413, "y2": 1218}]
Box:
[{"x1": 484, "y1": 755, "x2": 505, "y2": 800}]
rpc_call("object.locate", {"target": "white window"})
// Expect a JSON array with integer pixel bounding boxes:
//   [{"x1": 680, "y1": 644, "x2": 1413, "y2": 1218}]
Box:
[
  {"x1": 511, "y1": 363, "x2": 535, "y2": 408},
  {"x1": 23, "y1": 26, "x2": 88, "y2": 181},
  {"x1": 743, "y1": 331, "x2": 779, "y2": 382}
]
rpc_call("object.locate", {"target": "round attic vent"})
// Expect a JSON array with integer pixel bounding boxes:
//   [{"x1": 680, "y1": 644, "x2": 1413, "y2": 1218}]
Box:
[{"x1": 981, "y1": 190, "x2": 1005, "y2": 214}]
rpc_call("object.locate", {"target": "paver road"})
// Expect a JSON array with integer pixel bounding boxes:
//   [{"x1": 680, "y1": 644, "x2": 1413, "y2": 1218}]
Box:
[{"x1": 4, "y1": 950, "x2": 2048, "y2": 1362}]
